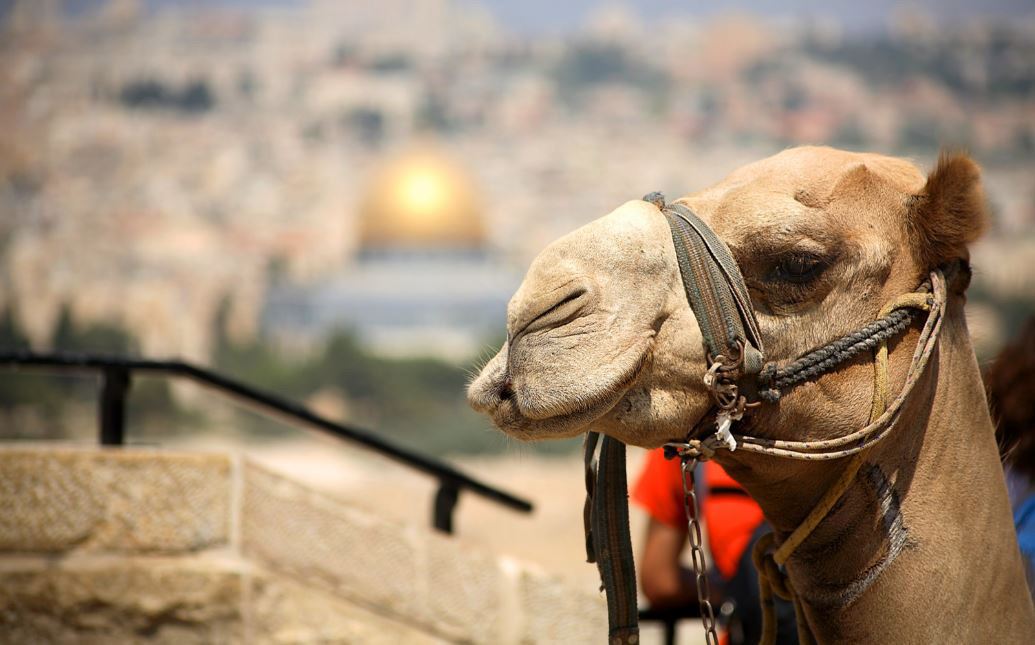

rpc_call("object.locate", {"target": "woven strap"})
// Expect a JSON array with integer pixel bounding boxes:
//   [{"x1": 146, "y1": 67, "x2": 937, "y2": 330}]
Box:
[
  {"x1": 647, "y1": 194, "x2": 765, "y2": 374},
  {"x1": 584, "y1": 432, "x2": 639, "y2": 644}
]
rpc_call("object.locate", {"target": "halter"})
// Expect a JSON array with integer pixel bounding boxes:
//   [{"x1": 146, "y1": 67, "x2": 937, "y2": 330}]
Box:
[{"x1": 583, "y1": 193, "x2": 947, "y2": 645}]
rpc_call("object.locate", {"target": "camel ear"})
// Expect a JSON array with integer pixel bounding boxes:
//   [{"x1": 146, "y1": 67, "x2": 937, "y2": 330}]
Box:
[{"x1": 909, "y1": 151, "x2": 988, "y2": 272}]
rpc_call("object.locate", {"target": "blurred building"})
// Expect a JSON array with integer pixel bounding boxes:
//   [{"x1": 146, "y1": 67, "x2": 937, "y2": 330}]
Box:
[
  {"x1": 261, "y1": 148, "x2": 519, "y2": 359},
  {"x1": 1, "y1": 0, "x2": 1033, "y2": 364}
]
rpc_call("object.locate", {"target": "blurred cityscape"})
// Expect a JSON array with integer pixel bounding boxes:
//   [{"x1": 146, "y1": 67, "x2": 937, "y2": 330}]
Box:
[{"x1": 1, "y1": 0, "x2": 1034, "y2": 453}]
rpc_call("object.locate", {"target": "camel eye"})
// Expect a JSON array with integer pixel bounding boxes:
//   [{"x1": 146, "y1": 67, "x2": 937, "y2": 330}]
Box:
[{"x1": 771, "y1": 254, "x2": 824, "y2": 284}]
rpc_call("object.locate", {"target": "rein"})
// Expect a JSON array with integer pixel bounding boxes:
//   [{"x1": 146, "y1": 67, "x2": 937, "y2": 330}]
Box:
[{"x1": 583, "y1": 193, "x2": 948, "y2": 645}]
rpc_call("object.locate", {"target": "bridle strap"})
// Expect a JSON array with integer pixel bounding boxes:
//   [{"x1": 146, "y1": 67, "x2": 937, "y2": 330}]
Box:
[
  {"x1": 584, "y1": 432, "x2": 639, "y2": 644},
  {"x1": 646, "y1": 193, "x2": 765, "y2": 375}
]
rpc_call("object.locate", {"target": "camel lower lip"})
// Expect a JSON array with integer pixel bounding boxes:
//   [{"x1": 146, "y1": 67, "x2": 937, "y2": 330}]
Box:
[
  {"x1": 489, "y1": 352, "x2": 649, "y2": 438},
  {"x1": 490, "y1": 397, "x2": 601, "y2": 439}
]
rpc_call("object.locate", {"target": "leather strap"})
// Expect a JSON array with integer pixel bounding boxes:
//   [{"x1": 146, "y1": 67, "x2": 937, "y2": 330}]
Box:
[
  {"x1": 584, "y1": 432, "x2": 639, "y2": 644},
  {"x1": 661, "y1": 200, "x2": 765, "y2": 375}
]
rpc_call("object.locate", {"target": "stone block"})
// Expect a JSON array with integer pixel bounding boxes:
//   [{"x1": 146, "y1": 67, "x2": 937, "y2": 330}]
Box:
[
  {"x1": 422, "y1": 530, "x2": 512, "y2": 643},
  {"x1": 241, "y1": 462, "x2": 420, "y2": 618},
  {"x1": 0, "y1": 446, "x2": 231, "y2": 553},
  {"x1": 0, "y1": 556, "x2": 243, "y2": 644},
  {"x1": 0, "y1": 446, "x2": 615, "y2": 645},
  {"x1": 518, "y1": 566, "x2": 608, "y2": 644},
  {"x1": 248, "y1": 570, "x2": 447, "y2": 644}
]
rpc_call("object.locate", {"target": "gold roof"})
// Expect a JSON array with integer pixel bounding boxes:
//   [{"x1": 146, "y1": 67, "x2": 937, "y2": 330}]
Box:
[{"x1": 357, "y1": 149, "x2": 485, "y2": 249}]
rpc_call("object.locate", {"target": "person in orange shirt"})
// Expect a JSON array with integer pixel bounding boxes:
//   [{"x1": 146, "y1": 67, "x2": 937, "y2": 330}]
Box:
[{"x1": 632, "y1": 448, "x2": 797, "y2": 644}]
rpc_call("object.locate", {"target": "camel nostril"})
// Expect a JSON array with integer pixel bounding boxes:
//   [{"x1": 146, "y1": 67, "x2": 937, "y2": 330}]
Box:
[{"x1": 499, "y1": 380, "x2": 514, "y2": 401}]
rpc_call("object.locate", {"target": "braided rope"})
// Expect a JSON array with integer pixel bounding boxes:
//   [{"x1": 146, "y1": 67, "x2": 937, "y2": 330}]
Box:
[
  {"x1": 736, "y1": 277, "x2": 944, "y2": 460},
  {"x1": 757, "y1": 277, "x2": 933, "y2": 404},
  {"x1": 671, "y1": 271, "x2": 946, "y2": 464},
  {"x1": 757, "y1": 308, "x2": 918, "y2": 402}
]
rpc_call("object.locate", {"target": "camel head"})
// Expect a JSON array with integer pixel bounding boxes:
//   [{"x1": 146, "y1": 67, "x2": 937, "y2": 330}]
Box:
[{"x1": 468, "y1": 146, "x2": 988, "y2": 450}]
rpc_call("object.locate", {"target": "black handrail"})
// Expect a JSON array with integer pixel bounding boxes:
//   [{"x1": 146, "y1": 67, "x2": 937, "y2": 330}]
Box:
[
  {"x1": 638, "y1": 605, "x2": 702, "y2": 645},
  {"x1": 0, "y1": 350, "x2": 533, "y2": 533}
]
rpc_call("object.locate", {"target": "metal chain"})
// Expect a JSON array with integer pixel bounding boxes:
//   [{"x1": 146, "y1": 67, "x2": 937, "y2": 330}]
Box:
[{"x1": 680, "y1": 456, "x2": 719, "y2": 645}]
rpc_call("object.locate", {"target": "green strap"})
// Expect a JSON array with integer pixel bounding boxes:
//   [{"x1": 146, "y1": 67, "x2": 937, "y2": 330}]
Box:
[
  {"x1": 663, "y1": 201, "x2": 765, "y2": 374},
  {"x1": 584, "y1": 432, "x2": 639, "y2": 644}
]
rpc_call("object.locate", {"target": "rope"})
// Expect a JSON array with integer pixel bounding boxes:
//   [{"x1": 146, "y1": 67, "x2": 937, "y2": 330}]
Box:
[
  {"x1": 869, "y1": 292, "x2": 932, "y2": 420},
  {"x1": 669, "y1": 274, "x2": 943, "y2": 465},
  {"x1": 751, "y1": 284, "x2": 940, "y2": 645},
  {"x1": 757, "y1": 290, "x2": 931, "y2": 404},
  {"x1": 671, "y1": 272, "x2": 941, "y2": 464},
  {"x1": 734, "y1": 274, "x2": 945, "y2": 460}
]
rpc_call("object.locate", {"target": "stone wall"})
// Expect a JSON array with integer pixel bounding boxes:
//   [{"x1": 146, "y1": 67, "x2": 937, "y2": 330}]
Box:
[{"x1": 0, "y1": 445, "x2": 607, "y2": 643}]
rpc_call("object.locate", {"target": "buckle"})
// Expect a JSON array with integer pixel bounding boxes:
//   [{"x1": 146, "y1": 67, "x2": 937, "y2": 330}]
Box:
[{"x1": 703, "y1": 342, "x2": 748, "y2": 453}]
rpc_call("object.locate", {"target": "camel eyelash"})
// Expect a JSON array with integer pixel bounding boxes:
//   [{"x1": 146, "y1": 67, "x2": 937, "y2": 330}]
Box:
[{"x1": 765, "y1": 250, "x2": 836, "y2": 285}]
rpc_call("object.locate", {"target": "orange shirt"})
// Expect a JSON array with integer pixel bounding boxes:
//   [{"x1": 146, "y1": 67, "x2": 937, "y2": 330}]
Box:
[{"x1": 631, "y1": 448, "x2": 765, "y2": 579}]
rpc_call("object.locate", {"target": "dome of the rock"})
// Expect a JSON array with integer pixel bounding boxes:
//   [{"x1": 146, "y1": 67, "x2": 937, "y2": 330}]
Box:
[
  {"x1": 357, "y1": 149, "x2": 485, "y2": 250},
  {"x1": 264, "y1": 147, "x2": 514, "y2": 360}
]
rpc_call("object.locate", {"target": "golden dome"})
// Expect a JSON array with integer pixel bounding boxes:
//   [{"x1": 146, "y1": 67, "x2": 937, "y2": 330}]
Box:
[{"x1": 357, "y1": 149, "x2": 485, "y2": 250}]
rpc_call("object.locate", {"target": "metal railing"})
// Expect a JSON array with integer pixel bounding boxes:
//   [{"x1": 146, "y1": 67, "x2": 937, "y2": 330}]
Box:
[
  {"x1": 0, "y1": 350, "x2": 533, "y2": 534},
  {"x1": 638, "y1": 605, "x2": 703, "y2": 645}
]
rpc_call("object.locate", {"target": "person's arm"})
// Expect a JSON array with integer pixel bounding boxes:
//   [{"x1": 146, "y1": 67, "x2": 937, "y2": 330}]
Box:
[{"x1": 639, "y1": 517, "x2": 698, "y2": 608}]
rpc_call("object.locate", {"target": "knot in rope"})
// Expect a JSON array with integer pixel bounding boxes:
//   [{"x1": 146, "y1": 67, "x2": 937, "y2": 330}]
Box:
[
  {"x1": 662, "y1": 438, "x2": 716, "y2": 462},
  {"x1": 753, "y1": 536, "x2": 793, "y2": 600},
  {"x1": 642, "y1": 191, "x2": 666, "y2": 209}
]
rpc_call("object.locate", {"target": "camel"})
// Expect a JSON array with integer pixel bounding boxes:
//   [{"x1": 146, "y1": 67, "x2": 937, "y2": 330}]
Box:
[{"x1": 468, "y1": 146, "x2": 1035, "y2": 642}]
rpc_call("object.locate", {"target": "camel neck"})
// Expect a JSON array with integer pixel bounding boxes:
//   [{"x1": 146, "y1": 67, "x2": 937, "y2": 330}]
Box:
[{"x1": 775, "y1": 310, "x2": 1033, "y2": 642}]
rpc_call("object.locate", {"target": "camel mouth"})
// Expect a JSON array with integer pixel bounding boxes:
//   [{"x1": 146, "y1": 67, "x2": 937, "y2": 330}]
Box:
[{"x1": 475, "y1": 346, "x2": 651, "y2": 441}]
